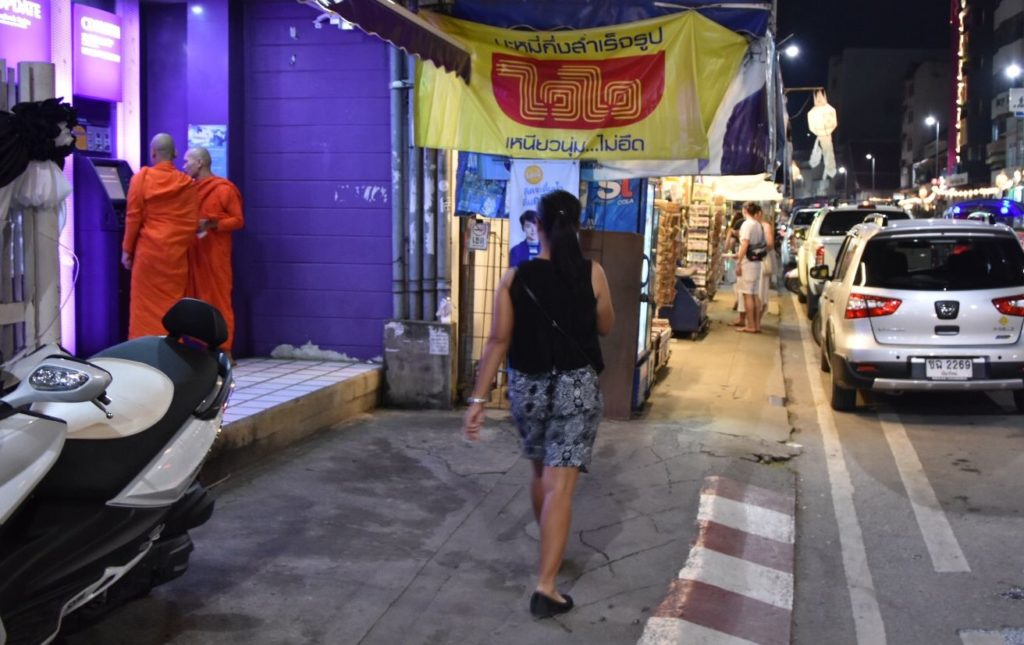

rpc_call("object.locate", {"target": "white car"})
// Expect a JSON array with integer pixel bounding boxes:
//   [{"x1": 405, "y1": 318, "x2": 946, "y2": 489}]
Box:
[
  {"x1": 814, "y1": 218, "x2": 1024, "y2": 412},
  {"x1": 798, "y1": 205, "x2": 911, "y2": 319}
]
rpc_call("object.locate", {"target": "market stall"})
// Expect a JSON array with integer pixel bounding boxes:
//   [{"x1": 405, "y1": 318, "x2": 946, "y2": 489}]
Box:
[{"x1": 326, "y1": 0, "x2": 786, "y2": 418}]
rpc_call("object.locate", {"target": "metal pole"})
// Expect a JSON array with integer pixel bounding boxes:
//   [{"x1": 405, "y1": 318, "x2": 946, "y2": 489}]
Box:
[
  {"x1": 405, "y1": 0, "x2": 422, "y2": 321},
  {"x1": 871, "y1": 158, "x2": 876, "y2": 192},
  {"x1": 389, "y1": 46, "x2": 408, "y2": 320},
  {"x1": 934, "y1": 121, "x2": 940, "y2": 180},
  {"x1": 436, "y1": 150, "x2": 450, "y2": 304},
  {"x1": 423, "y1": 148, "x2": 437, "y2": 321}
]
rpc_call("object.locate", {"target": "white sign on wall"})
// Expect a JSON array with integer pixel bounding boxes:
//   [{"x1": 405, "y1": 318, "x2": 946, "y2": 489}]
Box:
[{"x1": 1011, "y1": 88, "x2": 1024, "y2": 117}]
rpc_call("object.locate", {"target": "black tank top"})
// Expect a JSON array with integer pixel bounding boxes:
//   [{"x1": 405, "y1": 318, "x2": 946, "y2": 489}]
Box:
[{"x1": 508, "y1": 259, "x2": 604, "y2": 375}]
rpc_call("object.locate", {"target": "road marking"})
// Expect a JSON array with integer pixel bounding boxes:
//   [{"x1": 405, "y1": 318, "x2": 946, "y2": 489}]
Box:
[
  {"x1": 678, "y1": 545, "x2": 794, "y2": 610},
  {"x1": 697, "y1": 494, "x2": 794, "y2": 544},
  {"x1": 792, "y1": 294, "x2": 888, "y2": 645},
  {"x1": 641, "y1": 477, "x2": 795, "y2": 645},
  {"x1": 638, "y1": 617, "x2": 760, "y2": 645},
  {"x1": 878, "y1": 413, "x2": 970, "y2": 573},
  {"x1": 959, "y1": 631, "x2": 1007, "y2": 645}
]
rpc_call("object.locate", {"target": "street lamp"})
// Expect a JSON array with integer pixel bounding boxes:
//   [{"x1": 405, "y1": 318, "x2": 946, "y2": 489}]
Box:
[
  {"x1": 784, "y1": 44, "x2": 800, "y2": 59},
  {"x1": 924, "y1": 115, "x2": 940, "y2": 181},
  {"x1": 838, "y1": 166, "x2": 848, "y2": 197},
  {"x1": 865, "y1": 154, "x2": 875, "y2": 193},
  {"x1": 1007, "y1": 63, "x2": 1023, "y2": 80}
]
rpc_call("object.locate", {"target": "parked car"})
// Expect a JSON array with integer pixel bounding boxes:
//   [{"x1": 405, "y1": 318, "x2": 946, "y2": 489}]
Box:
[
  {"x1": 782, "y1": 207, "x2": 821, "y2": 270},
  {"x1": 797, "y1": 205, "x2": 911, "y2": 319},
  {"x1": 813, "y1": 218, "x2": 1024, "y2": 412}
]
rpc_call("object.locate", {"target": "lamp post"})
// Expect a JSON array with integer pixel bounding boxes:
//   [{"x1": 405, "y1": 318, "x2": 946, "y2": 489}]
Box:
[
  {"x1": 925, "y1": 115, "x2": 940, "y2": 181},
  {"x1": 865, "y1": 153, "x2": 875, "y2": 193},
  {"x1": 838, "y1": 166, "x2": 848, "y2": 197},
  {"x1": 1007, "y1": 63, "x2": 1022, "y2": 81}
]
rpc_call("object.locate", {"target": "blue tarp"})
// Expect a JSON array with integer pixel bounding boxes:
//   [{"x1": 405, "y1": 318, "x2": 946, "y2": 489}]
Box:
[{"x1": 450, "y1": 0, "x2": 771, "y2": 37}]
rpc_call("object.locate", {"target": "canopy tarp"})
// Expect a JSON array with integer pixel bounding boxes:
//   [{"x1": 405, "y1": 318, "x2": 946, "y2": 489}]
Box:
[
  {"x1": 450, "y1": 0, "x2": 772, "y2": 37},
  {"x1": 318, "y1": 0, "x2": 472, "y2": 82}
]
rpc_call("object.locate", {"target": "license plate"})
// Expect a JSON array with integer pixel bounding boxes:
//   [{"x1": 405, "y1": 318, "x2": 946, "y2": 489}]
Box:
[{"x1": 925, "y1": 358, "x2": 973, "y2": 380}]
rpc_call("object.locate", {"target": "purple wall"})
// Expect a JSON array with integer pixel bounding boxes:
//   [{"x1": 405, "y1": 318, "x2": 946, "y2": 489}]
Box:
[
  {"x1": 141, "y1": 3, "x2": 187, "y2": 167},
  {"x1": 237, "y1": 0, "x2": 392, "y2": 359},
  {"x1": 187, "y1": 1, "x2": 229, "y2": 126}
]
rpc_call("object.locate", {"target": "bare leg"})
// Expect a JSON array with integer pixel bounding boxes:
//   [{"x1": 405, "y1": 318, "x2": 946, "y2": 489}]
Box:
[
  {"x1": 731, "y1": 292, "x2": 747, "y2": 326},
  {"x1": 743, "y1": 293, "x2": 759, "y2": 332},
  {"x1": 530, "y1": 459, "x2": 544, "y2": 524},
  {"x1": 751, "y1": 294, "x2": 763, "y2": 332},
  {"x1": 536, "y1": 465, "x2": 580, "y2": 600}
]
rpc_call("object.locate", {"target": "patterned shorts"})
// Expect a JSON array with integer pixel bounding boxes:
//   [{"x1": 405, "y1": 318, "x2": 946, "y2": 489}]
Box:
[{"x1": 508, "y1": 366, "x2": 603, "y2": 473}]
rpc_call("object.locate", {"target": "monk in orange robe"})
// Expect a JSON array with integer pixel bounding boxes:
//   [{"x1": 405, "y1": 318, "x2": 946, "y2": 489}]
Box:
[
  {"x1": 183, "y1": 146, "x2": 244, "y2": 353},
  {"x1": 122, "y1": 133, "x2": 199, "y2": 338}
]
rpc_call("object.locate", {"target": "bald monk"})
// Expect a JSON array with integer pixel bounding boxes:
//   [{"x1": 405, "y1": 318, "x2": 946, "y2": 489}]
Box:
[
  {"x1": 122, "y1": 133, "x2": 199, "y2": 338},
  {"x1": 183, "y1": 147, "x2": 244, "y2": 353}
]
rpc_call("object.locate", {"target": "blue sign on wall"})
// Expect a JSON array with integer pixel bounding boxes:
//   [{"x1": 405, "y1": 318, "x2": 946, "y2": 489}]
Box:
[
  {"x1": 455, "y1": 151, "x2": 507, "y2": 218},
  {"x1": 583, "y1": 179, "x2": 644, "y2": 232}
]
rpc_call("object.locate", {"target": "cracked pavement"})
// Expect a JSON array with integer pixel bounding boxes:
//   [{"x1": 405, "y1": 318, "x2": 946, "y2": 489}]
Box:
[{"x1": 64, "y1": 298, "x2": 796, "y2": 645}]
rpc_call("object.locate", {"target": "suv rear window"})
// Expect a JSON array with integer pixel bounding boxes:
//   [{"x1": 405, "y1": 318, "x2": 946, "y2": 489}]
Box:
[
  {"x1": 791, "y1": 210, "x2": 817, "y2": 227},
  {"x1": 861, "y1": 235, "x2": 1024, "y2": 290},
  {"x1": 820, "y1": 210, "x2": 910, "y2": 236}
]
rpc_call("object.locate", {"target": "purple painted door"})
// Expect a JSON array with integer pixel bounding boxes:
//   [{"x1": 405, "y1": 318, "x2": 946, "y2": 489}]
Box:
[{"x1": 238, "y1": 0, "x2": 392, "y2": 359}]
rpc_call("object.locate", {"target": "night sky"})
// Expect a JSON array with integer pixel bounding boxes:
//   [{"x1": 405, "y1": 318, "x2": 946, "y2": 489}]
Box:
[{"x1": 776, "y1": 0, "x2": 952, "y2": 89}]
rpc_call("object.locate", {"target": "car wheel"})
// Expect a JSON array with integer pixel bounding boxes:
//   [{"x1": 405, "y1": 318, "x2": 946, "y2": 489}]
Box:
[
  {"x1": 830, "y1": 355, "x2": 856, "y2": 411},
  {"x1": 1013, "y1": 389, "x2": 1024, "y2": 413},
  {"x1": 819, "y1": 335, "x2": 831, "y2": 373},
  {"x1": 806, "y1": 294, "x2": 819, "y2": 320},
  {"x1": 811, "y1": 310, "x2": 823, "y2": 346}
]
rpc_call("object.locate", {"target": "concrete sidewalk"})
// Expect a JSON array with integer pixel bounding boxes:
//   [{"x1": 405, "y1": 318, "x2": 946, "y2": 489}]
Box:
[{"x1": 64, "y1": 290, "x2": 798, "y2": 645}]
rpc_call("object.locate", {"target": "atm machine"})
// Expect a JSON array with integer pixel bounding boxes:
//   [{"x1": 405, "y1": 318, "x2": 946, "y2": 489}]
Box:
[{"x1": 74, "y1": 153, "x2": 133, "y2": 357}]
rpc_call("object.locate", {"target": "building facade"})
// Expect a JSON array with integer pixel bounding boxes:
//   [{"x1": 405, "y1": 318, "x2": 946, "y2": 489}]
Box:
[{"x1": 900, "y1": 60, "x2": 952, "y2": 189}]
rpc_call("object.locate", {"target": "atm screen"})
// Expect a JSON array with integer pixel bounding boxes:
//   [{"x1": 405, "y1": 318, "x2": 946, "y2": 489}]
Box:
[{"x1": 96, "y1": 165, "x2": 126, "y2": 201}]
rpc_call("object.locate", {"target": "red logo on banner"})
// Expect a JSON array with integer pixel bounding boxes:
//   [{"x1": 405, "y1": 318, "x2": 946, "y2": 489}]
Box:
[{"x1": 491, "y1": 52, "x2": 665, "y2": 130}]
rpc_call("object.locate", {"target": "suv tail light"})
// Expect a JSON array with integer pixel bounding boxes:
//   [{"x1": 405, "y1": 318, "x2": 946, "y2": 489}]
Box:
[
  {"x1": 845, "y1": 293, "x2": 902, "y2": 319},
  {"x1": 815, "y1": 245, "x2": 825, "y2": 265},
  {"x1": 993, "y1": 295, "x2": 1024, "y2": 316}
]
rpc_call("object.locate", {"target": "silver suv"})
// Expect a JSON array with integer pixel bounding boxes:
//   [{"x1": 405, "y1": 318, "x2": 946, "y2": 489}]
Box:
[
  {"x1": 813, "y1": 218, "x2": 1024, "y2": 412},
  {"x1": 798, "y1": 205, "x2": 911, "y2": 319}
]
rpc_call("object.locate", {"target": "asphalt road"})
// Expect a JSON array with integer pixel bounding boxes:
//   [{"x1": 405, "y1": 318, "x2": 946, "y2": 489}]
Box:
[{"x1": 781, "y1": 293, "x2": 1024, "y2": 645}]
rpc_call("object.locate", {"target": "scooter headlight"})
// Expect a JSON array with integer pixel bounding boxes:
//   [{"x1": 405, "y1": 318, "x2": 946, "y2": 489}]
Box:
[{"x1": 29, "y1": 365, "x2": 90, "y2": 391}]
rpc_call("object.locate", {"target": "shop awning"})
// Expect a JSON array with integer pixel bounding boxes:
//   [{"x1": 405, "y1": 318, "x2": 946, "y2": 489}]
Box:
[
  {"x1": 709, "y1": 174, "x2": 783, "y2": 202},
  {"x1": 317, "y1": 0, "x2": 472, "y2": 83}
]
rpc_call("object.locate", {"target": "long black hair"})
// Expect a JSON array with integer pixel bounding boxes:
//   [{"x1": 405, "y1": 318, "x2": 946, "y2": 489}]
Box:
[{"x1": 537, "y1": 190, "x2": 586, "y2": 282}]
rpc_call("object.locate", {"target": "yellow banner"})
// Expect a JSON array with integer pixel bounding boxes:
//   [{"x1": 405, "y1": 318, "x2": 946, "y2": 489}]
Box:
[{"x1": 414, "y1": 12, "x2": 748, "y2": 160}]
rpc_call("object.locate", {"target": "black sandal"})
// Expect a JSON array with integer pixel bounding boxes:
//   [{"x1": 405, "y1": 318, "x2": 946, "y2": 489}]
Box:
[{"x1": 530, "y1": 591, "x2": 574, "y2": 618}]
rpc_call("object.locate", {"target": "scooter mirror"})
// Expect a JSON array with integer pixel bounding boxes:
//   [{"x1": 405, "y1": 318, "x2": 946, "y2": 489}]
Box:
[{"x1": 3, "y1": 357, "x2": 112, "y2": 408}]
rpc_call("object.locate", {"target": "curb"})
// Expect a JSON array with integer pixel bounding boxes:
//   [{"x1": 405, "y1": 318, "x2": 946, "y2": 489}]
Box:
[
  {"x1": 638, "y1": 476, "x2": 796, "y2": 645},
  {"x1": 201, "y1": 368, "x2": 382, "y2": 482}
]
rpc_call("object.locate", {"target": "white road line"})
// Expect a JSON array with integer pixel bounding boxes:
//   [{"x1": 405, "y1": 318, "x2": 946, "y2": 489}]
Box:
[
  {"x1": 792, "y1": 294, "x2": 887, "y2": 645},
  {"x1": 959, "y1": 631, "x2": 1007, "y2": 645},
  {"x1": 878, "y1": 413, "x2": 971, "y2": 573},
  {"x1": 697, "y1": 494, "x2": 795, "y2": 544},
  {"x1": 638, "y1": 617, "x2": 760, "y2": 645},
  {"x1": 677, "y1": 545, "x2": 794, "y2": 610}
]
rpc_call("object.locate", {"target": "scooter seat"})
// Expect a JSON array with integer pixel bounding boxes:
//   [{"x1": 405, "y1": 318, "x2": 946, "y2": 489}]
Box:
[{"x1": 34, "y1": 337, "x2": 219, "y2": 502}]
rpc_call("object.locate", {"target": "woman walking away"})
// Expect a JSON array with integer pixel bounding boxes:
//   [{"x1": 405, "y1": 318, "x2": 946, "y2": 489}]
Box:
[{"x1": 462, "y1": 189, "x2": 615, "y2": 619}]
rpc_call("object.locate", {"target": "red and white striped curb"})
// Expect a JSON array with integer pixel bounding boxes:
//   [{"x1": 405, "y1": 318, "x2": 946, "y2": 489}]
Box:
[{"x1": 638, "y1": 476, "x2": 796, "y2": 645}]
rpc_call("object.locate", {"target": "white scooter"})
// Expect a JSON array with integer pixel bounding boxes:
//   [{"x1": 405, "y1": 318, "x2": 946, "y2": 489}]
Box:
[{"x1": 0, "y1": 298, "x2": 233, "y2": 645}]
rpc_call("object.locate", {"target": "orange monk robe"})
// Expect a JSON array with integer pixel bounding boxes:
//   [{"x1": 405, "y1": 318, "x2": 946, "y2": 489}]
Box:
[
  {"x1": 122, "y1": 161, "x2": 199, "y2": 338},
  {"x1": 188, "y1": 177, "x2": 244, "y2": 351}
]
